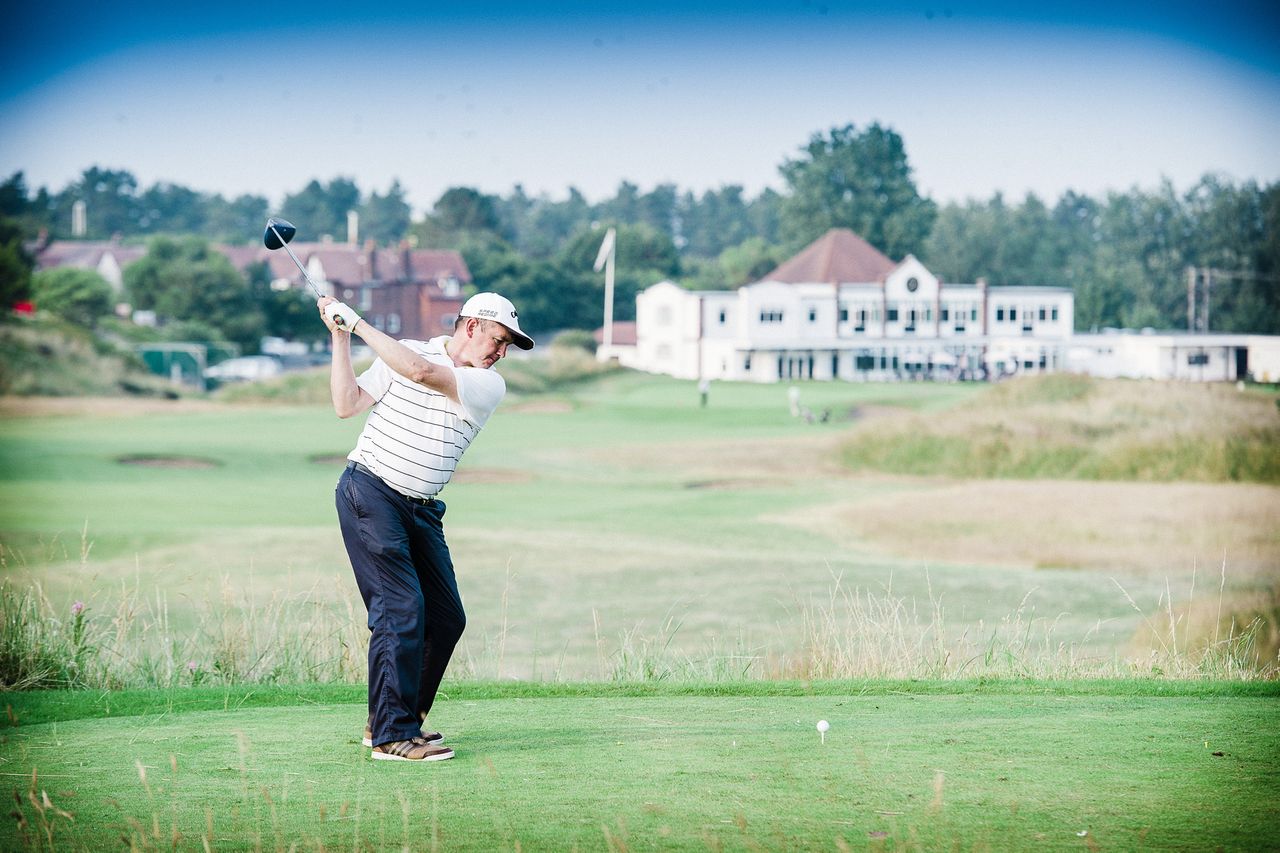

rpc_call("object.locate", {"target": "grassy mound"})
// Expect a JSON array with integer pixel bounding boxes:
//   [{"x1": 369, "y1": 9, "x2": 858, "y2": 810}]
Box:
[
  {"x1": 493, "y1": 344, "x2": 620, "y2": 395},
  {"x1": 0, "y1": 316, "x2": 177, "y2": 398},
  {"x1": 212, "y1": 364, "x2": 336, "y2": 404},
  {"x1": 841, "y1": 374, "x2": 1280, "y2": 483}
]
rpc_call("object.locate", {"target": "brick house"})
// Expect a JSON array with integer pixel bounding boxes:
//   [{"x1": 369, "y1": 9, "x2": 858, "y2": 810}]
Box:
[
  {"x1": 219, "y1": 239, "x2": 471, "y2": 341},
  {"x1": 32, "y1": 239, "x2": 147, "y2": 295}
]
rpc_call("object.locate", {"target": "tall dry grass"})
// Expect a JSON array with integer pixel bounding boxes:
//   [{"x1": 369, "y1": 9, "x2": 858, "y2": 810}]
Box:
[
  {"x1": 4, "y1": 533, "x2": 1275, "y2": 689},
  {"x1": 4, "y1": 567, "x2": 1275, "y2": 690},
  {"x1": 841, "y1": 375, "x2": 1280, "y2": 483},
  {"x1": 782, "y1": 567, "x2": 1278, "y2": 681},
  {"x1": 799, "y1": 477, "x2": 1280, "y2": 577},
  {"x1": 0, "y1": 575, "x2": 366, "y2": 691}
]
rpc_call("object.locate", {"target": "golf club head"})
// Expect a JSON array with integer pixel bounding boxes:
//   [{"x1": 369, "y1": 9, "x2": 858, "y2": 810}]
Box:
[{"x1": 263, "y1": 217, "x2": 297, "y2": 250}]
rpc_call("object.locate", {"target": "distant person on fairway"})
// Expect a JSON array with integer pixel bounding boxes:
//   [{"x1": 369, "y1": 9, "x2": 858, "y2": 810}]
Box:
[{"x1": 318, "y1": 292, "x2": 534, "y2": 762}]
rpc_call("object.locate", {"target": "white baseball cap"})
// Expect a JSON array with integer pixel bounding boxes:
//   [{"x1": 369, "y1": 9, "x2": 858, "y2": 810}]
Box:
[{"x1": 458, "y1": 292, "x2": 534, "y2": 350}]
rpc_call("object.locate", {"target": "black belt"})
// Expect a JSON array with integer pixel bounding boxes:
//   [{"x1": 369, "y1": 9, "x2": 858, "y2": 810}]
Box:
[{"x1": 346, "y1": 460, "x2": 438, "y2": 505}]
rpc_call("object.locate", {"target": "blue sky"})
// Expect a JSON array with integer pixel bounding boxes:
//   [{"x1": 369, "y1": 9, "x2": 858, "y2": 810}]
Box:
[{"x1": 2, "y1": 1, "x2": 1278, "y2": 216}]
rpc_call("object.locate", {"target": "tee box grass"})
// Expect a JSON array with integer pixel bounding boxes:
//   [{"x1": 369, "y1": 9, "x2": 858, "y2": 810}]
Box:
[{"x1": 3, "y1": 681, "x2": 1278, "y2": 851}]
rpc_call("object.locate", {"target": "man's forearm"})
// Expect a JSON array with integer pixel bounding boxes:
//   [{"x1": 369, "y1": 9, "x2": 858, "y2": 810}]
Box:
[
  {"x1": 329, "y1": 331, "x2": 365, "y2": 418},
  {"x1": 352, "y1": 319, "x2": 458, "y2": 401}
]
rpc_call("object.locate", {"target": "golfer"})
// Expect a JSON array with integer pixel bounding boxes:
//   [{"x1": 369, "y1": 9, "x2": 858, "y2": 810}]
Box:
[{"x1": 318, "y1": 292, "x2": 534, "y2": 762}]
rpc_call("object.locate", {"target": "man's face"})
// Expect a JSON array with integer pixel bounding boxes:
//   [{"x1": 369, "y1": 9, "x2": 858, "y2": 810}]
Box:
[{"x1": 462, "y1": 318, "x2": 515, "y2": 369}]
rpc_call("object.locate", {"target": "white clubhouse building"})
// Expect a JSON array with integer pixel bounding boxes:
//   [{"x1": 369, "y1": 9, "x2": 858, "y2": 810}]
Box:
[
  {"x1": 615, "y1": 228, "x2": 1280, "y2": 384},
  {"x1": 627, "y1": 229, "x2": 1074, "y2": 382}
]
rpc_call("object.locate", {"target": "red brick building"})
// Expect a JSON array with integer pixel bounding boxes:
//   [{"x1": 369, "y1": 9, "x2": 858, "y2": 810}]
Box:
[
  {"x1": 219, "y1": 239, "x2": 471, "y2": 341},
  {"x1": 33, "y1": 237, "x2": 470, "y2": 342}
]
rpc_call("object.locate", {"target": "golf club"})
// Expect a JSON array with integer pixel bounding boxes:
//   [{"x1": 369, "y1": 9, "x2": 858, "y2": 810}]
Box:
[{"x1": 262, "y1": 217, "x2": 348, "y2": 327}]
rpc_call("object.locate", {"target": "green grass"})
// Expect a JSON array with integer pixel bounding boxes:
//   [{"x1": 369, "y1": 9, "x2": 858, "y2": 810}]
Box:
[
  {"x1": 3, "y1": 682, "x2": 1277, "y2": 851},
  {"x1": 2, "y1": 372, "x2": 1278, "y2": 849},
  {"x1": 2, "y1": 372, "x2": 1275, "y2": 683}
]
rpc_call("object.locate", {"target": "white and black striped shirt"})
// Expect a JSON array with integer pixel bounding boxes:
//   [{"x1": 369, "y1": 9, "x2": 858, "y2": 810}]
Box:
[{"x1": 348, "y1": 336, "x2": 505, "y2": 499}]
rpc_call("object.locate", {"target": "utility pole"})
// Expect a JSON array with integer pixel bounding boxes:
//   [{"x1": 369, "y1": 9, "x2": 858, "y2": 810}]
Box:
[
  {"x1": 1186, "y1": 266, "x2": 1280, "y2": 333},
  {"x1": 1186, "y1": 267, "x2": 1194, "y2": 331},
  {"x1": 1202, "y1": 268, "x2": 1212, "y2": 333}
]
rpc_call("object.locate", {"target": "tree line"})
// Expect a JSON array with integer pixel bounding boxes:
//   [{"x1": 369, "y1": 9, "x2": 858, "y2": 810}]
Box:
[{"x1": 2, "y1": 123, "x2": 1277, "y2": 342}]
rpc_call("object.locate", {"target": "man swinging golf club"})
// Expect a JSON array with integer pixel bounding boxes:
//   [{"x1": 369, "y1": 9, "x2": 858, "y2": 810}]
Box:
[{"x1": 318, "y1": 291, "x2": 533, "y2": 762}]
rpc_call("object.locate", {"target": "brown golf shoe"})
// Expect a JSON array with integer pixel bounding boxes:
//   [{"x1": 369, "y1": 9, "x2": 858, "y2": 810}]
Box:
[
  {"x1": 363, "y1": 716, "x2": 443, "y2": 748},
  {"x1": 371, "y1": 737, "x2": 454, "y2": 762}
]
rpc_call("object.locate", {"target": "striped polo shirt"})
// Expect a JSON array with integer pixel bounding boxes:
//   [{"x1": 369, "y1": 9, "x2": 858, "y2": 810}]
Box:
[{"x1": 347, "y1": 336, "x2": 506, "y2": 499}]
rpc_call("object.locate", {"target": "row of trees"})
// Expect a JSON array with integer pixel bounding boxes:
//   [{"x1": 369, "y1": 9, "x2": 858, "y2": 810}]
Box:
[
  {"x1": 0, "y1": 169, "x2": 417, "y2": 247},
  {"x1": 3, "y1": 122, "x2": 1278, "y2": 339},
  {"x1": 923, "y1": 178, "x2": 1280, "y2": 332}
]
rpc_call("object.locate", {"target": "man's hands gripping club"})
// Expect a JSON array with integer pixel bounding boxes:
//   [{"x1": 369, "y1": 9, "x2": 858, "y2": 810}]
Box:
[
  {"x1": 317, "y1": 295, "x2": 462, "y2": 408},
  {"x1": 319, "y1": 297, "x2": 361, "y2": 333}
]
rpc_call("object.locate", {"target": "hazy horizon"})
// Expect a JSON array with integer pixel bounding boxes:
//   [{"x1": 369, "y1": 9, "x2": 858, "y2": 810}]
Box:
[{"x1": 3, "y1": 1, "x2": 1278, "y2": 215}]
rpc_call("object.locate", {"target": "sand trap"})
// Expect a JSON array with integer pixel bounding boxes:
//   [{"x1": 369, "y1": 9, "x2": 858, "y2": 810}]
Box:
[
  {"x1": 684, "y1": 479, "x2": 775, "y2": 490},
  {"x1": 117, "y1": 454, "x2": 220, "y2": 469}
]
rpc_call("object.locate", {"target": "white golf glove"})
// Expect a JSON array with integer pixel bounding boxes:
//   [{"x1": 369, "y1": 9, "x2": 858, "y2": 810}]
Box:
[{"x1": 324, "y1": 301, "x2": 362, "y2": 330}]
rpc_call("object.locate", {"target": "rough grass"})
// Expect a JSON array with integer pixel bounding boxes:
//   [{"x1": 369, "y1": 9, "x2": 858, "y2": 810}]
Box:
[
  {"x1": 782, "y1": 479, "x2": 1280, "y2": 576},
  {"x1": 4, "y1": 556, "x2": 1275, "y2": 691},
  {"x1": 0, "y1": 577, "x2": 367, "y2": 691},
  {"x1": 2, "y1": 374, "x2": 1277, "y2": 686},
  {"x1": 840, "y1": 374, "x2": 1280, "y2": 483},
  {"x1": 493, "y1": 344, "x2": 621, "y2": 395},
  {"x1": 212, "y1": 364, "x2": 338, "y2": 404},
  {"x1": 0, "y1": 316, "x2": 176, "y2": 398}
]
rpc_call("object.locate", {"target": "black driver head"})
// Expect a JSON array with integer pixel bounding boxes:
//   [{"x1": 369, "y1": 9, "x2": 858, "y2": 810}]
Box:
[{"x1": 263, "y1": 217, "x2": 297, "y2": 250}]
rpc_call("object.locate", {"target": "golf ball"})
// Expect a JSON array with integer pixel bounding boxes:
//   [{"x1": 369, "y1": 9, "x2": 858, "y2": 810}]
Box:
[{"x1": 816, "y1": 720, "x2": 830, "y2": 733}]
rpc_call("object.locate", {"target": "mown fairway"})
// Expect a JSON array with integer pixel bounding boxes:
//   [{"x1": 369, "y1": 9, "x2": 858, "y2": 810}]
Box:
[
  {"x1": 0, "y1": 373, "x2": 1276, "y2": 680},
  {"x1": 4, "y1": 682, "x2": 1278, "y2": 851}
]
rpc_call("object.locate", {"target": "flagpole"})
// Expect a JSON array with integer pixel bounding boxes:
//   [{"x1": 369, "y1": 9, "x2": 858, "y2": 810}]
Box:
[
  {"x1": 603, "y1": 245, "x2": 615, "y2": 351},
  {"x1": 595, "y1": 227, "x2": 617, "y2": 356}
]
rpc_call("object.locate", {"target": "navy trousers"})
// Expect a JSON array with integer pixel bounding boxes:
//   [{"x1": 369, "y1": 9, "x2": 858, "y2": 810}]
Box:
[{"x1": 336, "y1": 463, "x2": 466, "y2": 747}]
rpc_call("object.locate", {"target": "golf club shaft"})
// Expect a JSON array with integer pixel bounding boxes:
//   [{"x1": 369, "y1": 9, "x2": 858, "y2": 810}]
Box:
[{"x1": 268, "y1": 224, "x2": 324, "y2": 299}]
